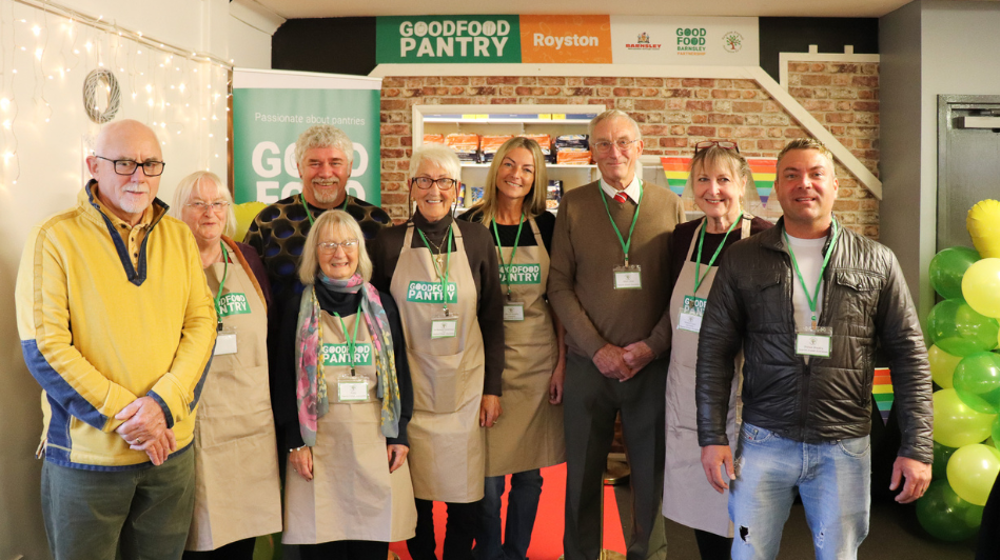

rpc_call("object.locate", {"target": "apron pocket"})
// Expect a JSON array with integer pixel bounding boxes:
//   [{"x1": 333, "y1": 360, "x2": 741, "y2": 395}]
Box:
[{"x1": 408, "y1": 349, "x2": 467, "y2": 414}]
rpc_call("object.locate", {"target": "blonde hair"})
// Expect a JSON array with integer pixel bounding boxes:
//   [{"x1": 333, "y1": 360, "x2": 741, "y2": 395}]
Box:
[
  {"x1": 298, "y1": 210, "x2": 373, "y2": 285},
  {"x1": 170, "y1": 171, "x2": 236, "y2": 238},
  {"x1": 468, "y1": 137, "x2": 548, "y2": 224},
  {"x1": 682, "y1": 145, "x2": 767, "y2": 219}
]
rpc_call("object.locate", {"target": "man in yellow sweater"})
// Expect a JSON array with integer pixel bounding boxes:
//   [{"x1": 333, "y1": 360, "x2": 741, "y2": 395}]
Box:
[{"x1": 15, "y1": 119, "x2": 216, "y2": 559}]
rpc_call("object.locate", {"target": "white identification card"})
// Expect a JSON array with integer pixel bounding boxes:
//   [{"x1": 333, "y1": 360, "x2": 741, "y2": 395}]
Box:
[
  {"x1": 678, "y1": 296, "x2": 707, "y2": 333},
  {"x1": 503, "y1": 301, "x2": 525, "y2": 322},
  {"x1": 214, "y1": 327, "x2": 238, "y2": 356},
  {"x1": 431, "y1": 317, "x2": 459, "y2": 339},
  {"x1": 796, "y1": 326, "x2": 833, "y2": 357},
  {"x1": 613, "y1": 264, "x2": 642, "y2": 290},
  {"x1": 337, "y1": 376, "x2": 369, "y2": 402}
]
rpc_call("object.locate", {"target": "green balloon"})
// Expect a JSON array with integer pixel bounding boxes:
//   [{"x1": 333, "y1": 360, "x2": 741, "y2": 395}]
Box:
[
  {"x1": 926, "y1": 299, "x2": 999, "y2": 357},
  {"x1": 931, "y1": 247, "x2": 981, "y2": 300},
  {"x1": 916, "y1": 479, "x2": 984, "y2": 542},
  {"x1": 954, "y1": 352, "x2": 1000, "y2": 413},
  {"x1": 933, "y1": 441, "x2": 958, "y2": 479}
]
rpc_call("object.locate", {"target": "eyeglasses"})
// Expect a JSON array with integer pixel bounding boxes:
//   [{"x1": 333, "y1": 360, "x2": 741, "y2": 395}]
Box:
[
  {"x1": 694, "y1": 140, "x2": 740, "y2": 154},
  {"x1": 411, "y1": 177, "x2": 457, "y2": 190},
  {"x1": 186, "y1": 201, "x2": 231, "y2": 213},
  {"x1": 317, "y1": 239, "x2": 359, "y2": 252},
  {"x1": 591, "y1": 138, "x2": 641, "y2": 154},
  {"x1": 95, "y1": 155, "x2": 166, "y2": 177}
]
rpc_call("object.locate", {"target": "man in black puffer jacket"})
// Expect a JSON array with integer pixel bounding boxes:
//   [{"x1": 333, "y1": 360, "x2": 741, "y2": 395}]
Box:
[{"x1": 695, "y1": 138, "x2": 933, "y2": 560}]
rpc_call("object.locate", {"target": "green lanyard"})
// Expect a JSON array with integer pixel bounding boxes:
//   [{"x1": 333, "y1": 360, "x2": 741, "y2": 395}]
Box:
[
  {"x1": 784, "y1": 220, "x2": 840, "y2": 327},
  {"x1": 599, "y1": 181, "x2": 644, "y2": 266},
  {"x1": 212, "y1": 242, "x2": 229, "y2": 331},
  {"x1": 491, "y1": 214, "x2": 525, "y2": 301},
  {"x1": 333, "y1": 301, "x2": 364, "y2": 376},
  {"x1": 417, "y1": 226, "x2": 454, "y2": 312},
  {"x1": 302, "y1": 194, "x2": 348, "y2": 226},
  {"x1": 693, "y1": 213, "x2": 743, "y2": 296}
]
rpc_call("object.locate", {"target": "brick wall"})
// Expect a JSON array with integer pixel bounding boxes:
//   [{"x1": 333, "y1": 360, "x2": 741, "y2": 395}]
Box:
[{"x1": 380, "y1": 71, "x2": 880, "y2": 238}]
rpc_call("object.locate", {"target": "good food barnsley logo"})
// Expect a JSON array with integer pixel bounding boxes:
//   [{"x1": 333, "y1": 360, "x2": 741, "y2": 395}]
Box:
[
  {"x1": 676, "y1": 27, "x2": 707, "y2": 55},
  {"x1": 723, "y1": 31, "x2": 744, "y2": 53},
  {"x1": 626, "y1": 32, "x2": 661, "y2": 51}
]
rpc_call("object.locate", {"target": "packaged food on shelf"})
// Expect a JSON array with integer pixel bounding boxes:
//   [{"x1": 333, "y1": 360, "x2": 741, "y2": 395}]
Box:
[
  {"x1": 467, "y1": 185, "x2": 485, "y2": 206},
  {"x1": 423, "y1": 134, "x2": 445, "y2": 144},
  {"x1": 546, "y1": 180, "x2": 563, "y2": 208},
  {"x1": 554, "y1": 134, "x2": 589, "y2": 150},
  {"x1": 446, "y1": 133, "x2": 481, "y2": 162},
  {"x1": 456, "y1": 183, "x2": 466, "y2": 208},
  {"x1": 480, "y1": 135, "x2": 514, "y2": 163},
  {"x1": 556, "y1": 149, "x2": 592, "y2": 165}
]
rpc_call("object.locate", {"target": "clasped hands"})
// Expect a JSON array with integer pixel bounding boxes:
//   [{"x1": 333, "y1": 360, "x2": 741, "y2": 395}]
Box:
[
  {"x1": 593, "y1": 341, "x2": 655, "y2": 381},
  {"x1": 115, "y1": 396, "x2": 175, "y2": 466}
]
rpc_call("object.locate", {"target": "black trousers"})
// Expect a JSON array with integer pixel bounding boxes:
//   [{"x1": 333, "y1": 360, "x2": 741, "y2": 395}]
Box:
[
  {"x1": 562, "y1": 353, "x2": 667, "y2": 560},
  {"x1": 181, "y1": 538, "x2": 256, "y2": 560},
  {"x1": 408, "y1": 499, "x2": 479, "y2": 560},
  {"x1": 298, "y1": 540, "x2": 389, "y2": 560}
]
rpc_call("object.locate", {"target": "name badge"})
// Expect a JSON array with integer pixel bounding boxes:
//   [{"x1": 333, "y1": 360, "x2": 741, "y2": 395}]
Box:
[
  {"x1": 215, "y1": 326, "x2": 238, "y2": 356},
  {"x1": 613, "y1": 264, "x2": 642, "y2": 290},
  {"x1": 337, "y1": 376, "x2": 369, "y2": 402},
  {"x1": 431, "y1": 317, "x2": 459, "y2": 339},
  {"x1": 503, "y1": 301, "x2": 525, "y2": 322},
  {"x1": 678, "y1": 296, "x2": 707, "y2": 333},
  {"x1": 796, "y1": 326, "x2": 833, "y2": 358}
]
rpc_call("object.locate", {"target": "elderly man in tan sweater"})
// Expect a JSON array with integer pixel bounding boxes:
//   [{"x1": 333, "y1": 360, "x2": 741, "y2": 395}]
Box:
[{"x1": 549, "y1": 109, "x2": 685, "y2": 560}]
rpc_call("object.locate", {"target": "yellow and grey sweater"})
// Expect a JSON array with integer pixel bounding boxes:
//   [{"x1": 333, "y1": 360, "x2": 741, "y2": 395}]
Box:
[{"x1": 15, "y1": 181, "x2": 217, "y2": 470}]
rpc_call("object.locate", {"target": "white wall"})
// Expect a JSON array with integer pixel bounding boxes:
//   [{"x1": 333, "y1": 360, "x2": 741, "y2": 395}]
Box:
[
  {"x1": 880, "y1": 0, "x2": 1000, "y2": 317},
  {"x1": 0, "y1": 0, "x2": 272, "y2": 556}
]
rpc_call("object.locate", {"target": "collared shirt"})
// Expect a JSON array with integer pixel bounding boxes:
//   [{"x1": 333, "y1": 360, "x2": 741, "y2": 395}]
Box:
[
  {"x1": 92, "y1": 185, "x2": 154, "y2": 268},
  {"x1": 600, "y1": 175, "x2": 641, "y2": 203}
]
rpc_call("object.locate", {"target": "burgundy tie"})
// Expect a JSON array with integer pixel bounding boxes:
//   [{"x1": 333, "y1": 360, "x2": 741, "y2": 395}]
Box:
[{"x1": 614, "y1": 191, "x2": 628, "y2": 203}]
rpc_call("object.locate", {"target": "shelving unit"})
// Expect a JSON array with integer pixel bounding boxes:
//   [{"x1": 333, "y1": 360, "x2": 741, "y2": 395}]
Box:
[{"x1": 413, "y1": 105, "x2": 601, "y2": 208}]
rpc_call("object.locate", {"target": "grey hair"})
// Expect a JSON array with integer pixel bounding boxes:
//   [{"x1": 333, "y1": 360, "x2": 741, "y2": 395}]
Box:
[
  {"x1": 170, "y1": 171, "x2": 236, "y2": 238},
  {"x1": 588, "y1": 109, "x2": 642, "y2": 142},
  {"x1": 408, "y1": 144, "x2": 462, "y2": 184},
  {"x1": 298, "y1": 209, "x2": 373, "y2": 285},
  {"x1": 294, "y1": 125, "x2": 354, "y2": 170}
]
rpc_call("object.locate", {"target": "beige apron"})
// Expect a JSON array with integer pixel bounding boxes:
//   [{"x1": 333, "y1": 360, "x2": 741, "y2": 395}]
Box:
[
  {"x1": 389, "y1": 222, "x2": 487, "y2": 503},
  {"x1": 186, "y1": 242, "x2": 282, "y2": 551},
  {"x1": 283, "y1": 308, "x2": 418, "y2": 544},
  {"x1": 662, "y1": 218, "x2": 750, "y2": 538},
  {"x1": 485, "y1": 217, "x2": 565, "y2": 477}
]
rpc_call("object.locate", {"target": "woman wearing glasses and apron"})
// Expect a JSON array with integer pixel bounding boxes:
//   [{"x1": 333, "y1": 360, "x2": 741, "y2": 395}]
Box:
[
  {"x1": 459, "y1": 138, "x2": 566, "y2": 560},
  {"x1": 662, "y1": 142, "x2": 773, "y2": 560},
  {"x1": 371, "y1": 145, "x2": 506, "y2": 560}
]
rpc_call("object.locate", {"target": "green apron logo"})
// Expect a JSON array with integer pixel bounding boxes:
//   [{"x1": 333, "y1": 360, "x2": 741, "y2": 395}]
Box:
[
  {"x1": 322, "y1": 343, "x2": 374, "y2": 367},
  {"x1": 500, "y1": 264, "x2": 541, "y2": 284},
  {"x1": 218, "y1": 293, "x2": 251, "y2": 317},
  {"x1": 406, "y1": 281, "x2": 459, "y2": 303}
]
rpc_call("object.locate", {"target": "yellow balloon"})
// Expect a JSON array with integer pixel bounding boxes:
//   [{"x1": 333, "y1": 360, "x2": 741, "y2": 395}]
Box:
[
  {"x1": 929, "y1": 344, "x2": 963, "y2": 389},
  {"x1": 947, "y1": 443, "x2": 1000, "y2": 506},
  {"x1": 934, "y1": 389, "x2": 996, "y2": 448},
  {"x1": 968, "y1": 200, "x2": 1000, "y2": 259},
  {"x1": 963, "y1": 258, "x2": 1000, "y2": 319},
  {"x1": 233, "y1": 201, "x2": 267, "y2": 243}
]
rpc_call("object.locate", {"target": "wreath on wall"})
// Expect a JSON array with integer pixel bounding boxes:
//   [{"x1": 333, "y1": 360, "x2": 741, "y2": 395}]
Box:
[{"x1": 82, "y1": 68, "x2": 121, "y2": 124}]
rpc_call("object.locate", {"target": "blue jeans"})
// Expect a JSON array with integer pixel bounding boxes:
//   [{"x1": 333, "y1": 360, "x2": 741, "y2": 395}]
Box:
[
  {"x1": 729, "y1": 423, "x2": 870, "y2": 560},
  {"x1": 475, "y1": 470, "x2": 544, "y2": 560}
]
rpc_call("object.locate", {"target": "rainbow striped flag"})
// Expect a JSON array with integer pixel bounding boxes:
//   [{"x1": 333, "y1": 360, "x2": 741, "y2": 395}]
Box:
[
  {"x1": 660, "y1": 156, "x2": 776, "y2": 208},
  {"x1": 874, "y1": 367, "x2": 893, "y2": 425}
]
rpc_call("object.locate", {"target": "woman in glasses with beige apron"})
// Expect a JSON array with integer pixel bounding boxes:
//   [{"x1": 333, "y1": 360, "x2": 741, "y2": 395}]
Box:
[
  {"x1": 661, "y1": 142, "x2": 773, "y2": 560},
  {"x1": 272, "y1": 209, "x2": 416, "y2": 559},
  {"x1": 371, "y1": 144, "x2": 506, "y2": 560},
  {"x1": 172, "y1": 172, "x2": 282, "y2": 560},
  {"x1": 458, "y1": 138, "x2": 566, "y2": 560}
]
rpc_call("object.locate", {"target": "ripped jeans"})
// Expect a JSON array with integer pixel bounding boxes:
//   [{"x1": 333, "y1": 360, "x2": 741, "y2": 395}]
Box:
[{"x1": 728, "y1": 422, "x2": 870, "y2": 560}]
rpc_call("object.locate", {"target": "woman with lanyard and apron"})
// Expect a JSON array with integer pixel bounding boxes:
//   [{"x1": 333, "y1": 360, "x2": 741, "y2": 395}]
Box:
[
  {"x1": 272, "y1": 209, "x2": 416, "y2": 559},
  {"x1": 661, "y1": 142, "x2": 774, "y2": 560},
  {"x1": 458, "y1": 138, "x2": 566, "y2": 560},
  {"x1": 370, "y1": 144, "x2": 506, "y2": 560},
  {"x1": 171, "y1": 172, "x2": 282, "y2": 560}
]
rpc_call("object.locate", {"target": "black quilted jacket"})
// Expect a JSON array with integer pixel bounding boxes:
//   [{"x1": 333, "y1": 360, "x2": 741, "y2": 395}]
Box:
[{"x1": 695, "y1": 219, "x2": 933, "y2": 463}]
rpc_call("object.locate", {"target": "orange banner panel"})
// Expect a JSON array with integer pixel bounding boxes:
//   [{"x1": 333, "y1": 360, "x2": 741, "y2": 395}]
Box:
[{"x1": 519, "y1": 15, "x2": 612, "y2": 64}]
